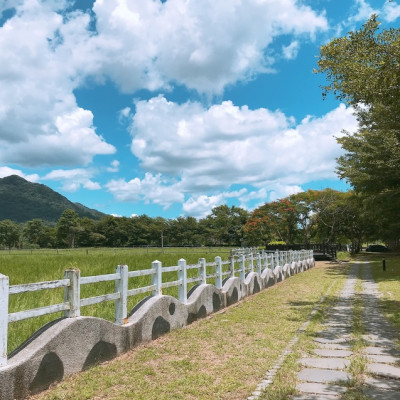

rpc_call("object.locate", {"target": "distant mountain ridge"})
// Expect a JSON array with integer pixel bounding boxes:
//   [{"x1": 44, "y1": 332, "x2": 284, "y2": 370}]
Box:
[{"x1": 0, "y1": 175, "x2": 106, "y2": 223}]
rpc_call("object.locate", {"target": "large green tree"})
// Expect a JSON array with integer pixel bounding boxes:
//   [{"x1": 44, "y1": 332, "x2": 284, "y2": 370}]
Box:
[
  {"x1": 56, "y1": 209, "x2": 79, "y2": 248},
  {"x1": 0, "y1": 219, "x2": 20, "y2": 249},
  {"x1": 316, "y1": 16, "x2": 400, "y2": 242}
]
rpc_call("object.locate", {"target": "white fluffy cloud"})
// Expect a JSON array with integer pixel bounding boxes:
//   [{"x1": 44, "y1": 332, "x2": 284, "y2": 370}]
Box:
[
  {"x1": 104, "y1": 97, "x2": 358, "y2": 217},
  {"x1": 349, "y1": 0, "x2": 400, "y2": 23},
  {"x1": 0, "y1": 0, "x2": 328, "y2": 168},
  {"x1": 92, "y1": 0, "x2": 327, "y2": 94},
  {"x1": 106, "y1": 173, "x2": 184, "y2": 209},
  {"x1": 0, "y1": 1, "x2": 115, "y2": 167},
  {"x1": 130, "y1": 96, "x2": 357, "y2": 190},
  {"x1": 282, "y1": 41, "x2": 300, "y2": 60},
  {"x1": 42, "y1": 168, "x2": 101, "y2": 192},
  {"x1": 0, "y1": 166, "x2": 39, "y2": 182}
]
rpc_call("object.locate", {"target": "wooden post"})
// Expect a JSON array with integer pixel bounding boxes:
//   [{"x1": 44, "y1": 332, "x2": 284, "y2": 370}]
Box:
[
  {"x1": 230, "y1": 256, "x2": 235, "y2": 278},
  {"x1": 198, "y1": 258, "x2": 207, "y2": 284},
  {"x1": 178, "y1": 259, "x2": 187, "y2": 304},
  {"x1": 215, "y1": 256, "x2": 222, "y2": 289},
  {"x1": 64, "y1": 269, "x2": 80, "y2": 318},
  {"x1": 0, "y1": 274, "x2": 9, "y2": 367},
  {"x1": 152, "y1": 260, "x2": 162, "y2": 296},
  {"x1": 115, "y1": 265, "x2": 128, "y2": 325}
]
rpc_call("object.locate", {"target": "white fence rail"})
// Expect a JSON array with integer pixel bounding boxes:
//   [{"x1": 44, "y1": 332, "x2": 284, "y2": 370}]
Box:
[{"x1": 0, "y1": 248, "x2": 313, "y2": 367}]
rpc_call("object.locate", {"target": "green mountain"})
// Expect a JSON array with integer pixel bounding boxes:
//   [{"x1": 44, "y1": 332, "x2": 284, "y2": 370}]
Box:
[{"x1": 0, "y1": 175, "x2": 106, "y2": 223}]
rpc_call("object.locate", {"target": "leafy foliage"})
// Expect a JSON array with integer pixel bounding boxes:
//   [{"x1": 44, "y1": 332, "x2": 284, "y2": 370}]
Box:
[
  {"x1": 245, "y1": 189, "x2": 367, "y2": 251},
  {"x1": 316, "y1": 16, "x2": 400, "y2": 242}
]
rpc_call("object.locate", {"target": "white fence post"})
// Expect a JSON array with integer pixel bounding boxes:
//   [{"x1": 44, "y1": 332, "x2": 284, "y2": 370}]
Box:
[
  {"x1": 230, "y1": 256, "x2": 235, "y2": 278},
  {"x1": 64, "y1": 269, "x2": 80, "y2": 318},
  {"x1": 256, "y1": 253, "x2": 262, "y2": 275},
  {"x1": 249, "y1": 253, "x2": 254, "y2": 273},
  {"x1": 198, "y1": 258, "x2": 207, "y2": 284},
  {"x1": 215, "y1": 256, "x2": 222, "y2": 289},
  {"x1": 240, "y1": 254, "x2": 246, "y2": 281},
  {"x1": 152, "y1": 260, "x2": 162, "y2": 296},
  {"x1": 115, "y1": 265, "x2": 128, "y2": 325},
  {"x1": 178, "y1": 259, "x2": 187, "y2": 304},
  {"x1": 0, "y1": 274, "x2": 9, "y2": 367}
]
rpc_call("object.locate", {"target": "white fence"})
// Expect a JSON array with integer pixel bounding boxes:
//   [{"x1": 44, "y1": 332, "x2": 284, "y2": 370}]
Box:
[{"x1": 0, "y1": 248, "x2": 313, "y2": 367}]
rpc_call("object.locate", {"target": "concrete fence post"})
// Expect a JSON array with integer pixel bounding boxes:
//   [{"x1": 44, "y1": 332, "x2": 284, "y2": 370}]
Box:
[
  {"x1": 249, "y1": 253, "x2": 254, "y2": 273},
  {"x1": 240, "y1": 254, "x2": 246, "y2": 282},
  {"x1": 0, "y1": 274, "x2": 9, "y2": 367},
  {"x1": 115, "y1": 265, "x2": 128, "y2": 325},
  {"x1": 230, "y1": 256, "x2": 235, "y2": 278},
  {"x1": 198, "y1": 258, "x2": 207, "y2": 284},
  {"x1": 215, "y1": 256, "x2": 222, "y2": 289},
  {"x1": 256, "y1": 253, "x2": 262, "y2": 275},
  {"x1": 152, "y1": 260, "x2": 162, "y2": 296},
  {"x1": 64, "y1": 269, "x2": 80, "y2": 318},
  {"x1": 178, "y1": 259, "x2": 187, "y2": 304}
]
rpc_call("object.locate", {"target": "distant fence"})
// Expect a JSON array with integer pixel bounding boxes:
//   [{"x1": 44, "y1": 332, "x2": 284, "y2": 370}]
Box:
[
  {"x1": 0, "y1": 248, "x2": 312, "y2": 367},
  {"x1": 265, "y1": 243, "x2": 344, "y2": 259},
  {"x1": 0, "y1": 246, "x2": 233, "y2": 255}
]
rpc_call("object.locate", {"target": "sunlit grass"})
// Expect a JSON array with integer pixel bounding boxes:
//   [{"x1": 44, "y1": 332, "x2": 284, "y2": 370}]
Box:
[
  {"x1": 31, "y1": 261, "x2": 347, "y2": 400},
  {"x1": 1, "y1": 247, "x2": 232, "y2": 354}
]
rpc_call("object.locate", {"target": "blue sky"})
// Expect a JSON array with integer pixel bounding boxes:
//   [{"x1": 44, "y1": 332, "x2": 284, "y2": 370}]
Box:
[{"x1": 0, "y1": 0, "x2": 399, "y2": 218}]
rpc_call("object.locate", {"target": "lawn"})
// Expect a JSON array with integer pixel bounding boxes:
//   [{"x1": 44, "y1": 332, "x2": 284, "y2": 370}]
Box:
[
  {"x1": 29, "y1": 260, "x2": 348, "y2": 400},
  {"x1": 1, "y1": 247, "x2": 232, "y2": 353}
]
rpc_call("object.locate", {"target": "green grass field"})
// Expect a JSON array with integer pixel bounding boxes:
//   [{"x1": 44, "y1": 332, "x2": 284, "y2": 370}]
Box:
[
  {"x1": 30, "y1": 260, "x2": 348, "y2": 400},
  {"x1": 1, "y1": 247, "x2": 232, "y2": 354}
]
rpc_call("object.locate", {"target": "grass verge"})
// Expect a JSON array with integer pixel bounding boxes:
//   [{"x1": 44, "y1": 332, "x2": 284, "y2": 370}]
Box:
[
  {"x1": 258, "y1": 264, "x2": 349, "y2": 400},
  {"x1": 369, "y1": 252, "x2": 400, "y2": 335},
  {"x1": 30, "y1": 261, "x2": 349, "y2": 400}
]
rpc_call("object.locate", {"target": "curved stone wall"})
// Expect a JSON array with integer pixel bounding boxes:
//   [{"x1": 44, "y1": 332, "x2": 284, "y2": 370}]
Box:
[{"x1": 0, "y1": 258, "x2": 314, "y2": 400}]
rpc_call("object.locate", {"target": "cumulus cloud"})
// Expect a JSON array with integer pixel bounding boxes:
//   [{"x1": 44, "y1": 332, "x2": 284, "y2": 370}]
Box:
[
  {"x1": 0, "y1": 166, "x2": 39, "y2": 182},
  {"x1": 92, "y1": 0, "x2": 328, "y2": 94},
  {"x1": 349, "y1": 0, "x2": 378, "y2": 22},
  {"x1": 0, "y1": 1, "x2": 114, "y2": 167},
  {"x1": 0, "y1": 0, "x2": 328, "y2": 169},
  {"x1": 106, "y1": 173, "x2": 184, "y2": 209},
  {"x1": 383, "y1": 1, "x2": 400, "y2": 22},
  {"x1": 107, "y1": 160, "x2": 120, "y2": 173},
  {"x1": 348, "y1": 0, "x2": 400, "y2": 23},
  {"x1": 183, "y1": 189, "x2": 247, "y2": 218},
  {"x1": 130, "y1": 97, "x2": 358, "y2": 191},
  {"x1": 282, "y1": 41, "x2": 300, "y2": 60},
  {"x1": 103, "y1": 98, "x2": 358, "y2": 217},
  {"x1": 42, "y1": 168, "x2": 101, "y2": 192}
]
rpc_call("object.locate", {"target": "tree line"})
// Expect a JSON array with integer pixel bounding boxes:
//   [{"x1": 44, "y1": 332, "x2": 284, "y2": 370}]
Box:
[{"x1": 0, "y1": 188, "x2": 393, "y2": 252}]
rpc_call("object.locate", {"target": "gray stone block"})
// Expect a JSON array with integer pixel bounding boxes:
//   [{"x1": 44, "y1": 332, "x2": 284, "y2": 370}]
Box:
[
  {"x1": 368, "y1": 363, "x2": 400, "y2": 379},
  {"x1": 296, "y1": 381, "x2": 347, "y2": 395},
  {"x1": 365, "y1": 376, "x2": 400, "y2": 390},
  {"x1": 297, "y1": 368, "x2": 350, "y2": 383},
  {"x1": 299, "y1": 357, "x2": 350, "y2": 370},
  {"x1": 313, "y1": 349, "x2": 352, "y2": 358},
  {"x1": 368, "y1": 354, "x2": 400, "y2": 364}
]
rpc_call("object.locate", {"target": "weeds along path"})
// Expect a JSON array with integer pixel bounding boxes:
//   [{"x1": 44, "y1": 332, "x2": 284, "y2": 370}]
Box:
[{"x1": 29, "y1": 261, "x2": 347, "y2": 400}]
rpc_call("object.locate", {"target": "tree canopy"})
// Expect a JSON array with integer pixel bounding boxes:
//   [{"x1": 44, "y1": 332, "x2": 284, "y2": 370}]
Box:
[{"x1": 316, "y1": 16, "x2": 400, "y2": 243}]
